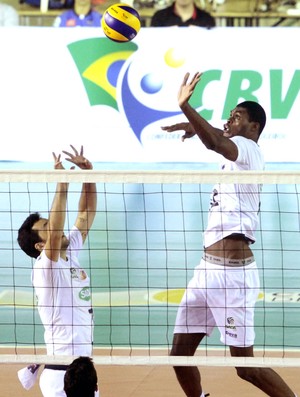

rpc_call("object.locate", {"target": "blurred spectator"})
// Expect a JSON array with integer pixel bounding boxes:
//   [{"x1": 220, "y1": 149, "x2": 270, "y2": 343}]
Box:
[
  {"x1": 19, "y1": 0, "x2": 74, "y2": 11},
  {"x1": 0, "y1": 2, "x2": 19, "y2": 26},
  {"x1": 53, "y1": 0, "x2": 101, "y2": 27},
  {"x1": 151, "y1": 0, "x2": 215, "y2": 27}
]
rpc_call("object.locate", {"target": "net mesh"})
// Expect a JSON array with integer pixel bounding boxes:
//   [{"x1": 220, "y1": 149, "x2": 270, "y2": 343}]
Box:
[{"x1": 1, "y1": 169, "x2": 300, "y2": 367}]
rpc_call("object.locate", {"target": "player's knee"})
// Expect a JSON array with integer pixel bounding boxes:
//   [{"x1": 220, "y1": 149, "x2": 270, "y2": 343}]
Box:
[
  {"x1": 170, "y1": 343, "x2": 183, "y2": 357},
  {"x1": 170, "y1": 341, "x2": 197, "y2": 357},
  {"x1": 170, "y1": 335, "x2": 190, "y2": 357},
  {"x1": 235, "y1": 366, "x2": 260, "y2": 383},
  {"x1": 171, "y1": 333, "x2": 203, "y2": 357}
]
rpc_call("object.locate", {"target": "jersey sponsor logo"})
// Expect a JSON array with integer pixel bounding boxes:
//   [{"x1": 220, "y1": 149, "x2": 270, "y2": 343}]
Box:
[
  {"x1": 79, "y1": 286, "x2": 91, "y2": 301},
  {"x1": 226, "y1": 316, "x2": 236, "y2": 330},
  {"x1": 225, "y1": 317, "x2": 238, "y2": 338},
  {"x1": 225, "y1": 330, "x2": 237, "y2": 338},
  {"x1": 70, "y1": 267, "x2": 87, "y2": 281}
]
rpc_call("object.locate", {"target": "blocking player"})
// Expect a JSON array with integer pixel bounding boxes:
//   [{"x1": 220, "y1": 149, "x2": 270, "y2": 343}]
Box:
[{"x1": 17, "y1": 145, "x2": 97, "y2": 397}]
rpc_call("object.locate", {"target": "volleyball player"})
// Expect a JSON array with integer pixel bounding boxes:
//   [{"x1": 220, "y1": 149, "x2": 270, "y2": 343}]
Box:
[
  {"x1": 17, "y1": 145, "x2": 97, "y2": 397},
  {"x1": 162, "y1": 73, "x2": 297, "y2": 397},
  {"x1": 64, "y1": 356, "x2": 98, "y2": 397}
]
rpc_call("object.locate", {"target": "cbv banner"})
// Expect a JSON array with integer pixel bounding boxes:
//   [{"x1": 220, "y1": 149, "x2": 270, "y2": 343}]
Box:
[{"x1": 0, "y1": 27, "x2": 299, "y2": 163}]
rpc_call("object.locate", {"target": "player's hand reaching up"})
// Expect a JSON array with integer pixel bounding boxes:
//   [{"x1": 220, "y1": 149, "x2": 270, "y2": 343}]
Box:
[
  {"x1": 178, "y1": 72, "x2": 201, "y2": 109},
  {"x1": 52, "y1": 152, "x2": 65, "y2": 170},
  {"x1": 63, "y1": 145, "x2": 93, "y2": 170}
]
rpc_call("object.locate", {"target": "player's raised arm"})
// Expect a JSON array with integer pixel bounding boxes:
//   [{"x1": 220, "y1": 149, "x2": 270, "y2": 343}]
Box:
[
  {"x1": 179, "y1": 72, "x2": 238, "y2": 160},
  {"x1": 163, "y1": 72, "x2": 238, "y2": 161},
  {"x1": 63, "y1": 145, "x2": 97, "y2": 243},
  {"x1": 41, "y1": 153, "x2": 68, "y2": 262}
]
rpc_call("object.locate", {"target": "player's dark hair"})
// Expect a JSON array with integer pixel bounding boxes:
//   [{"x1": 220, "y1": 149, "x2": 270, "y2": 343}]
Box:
[
  {"x1": 64, "y1": 356, "x2": 98, "y2": 397},
  {"x1": 17, "y1": 212, "x2": 42, "y2": 259},
  {"x1": 237, "y1": 101, "x2": 266, "y2": 135}
]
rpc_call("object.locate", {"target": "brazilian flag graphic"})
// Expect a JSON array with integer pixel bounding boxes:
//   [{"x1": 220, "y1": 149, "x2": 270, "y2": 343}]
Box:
[{"x1": 68, "y1": 38, "x2": 138, "y2": 110}]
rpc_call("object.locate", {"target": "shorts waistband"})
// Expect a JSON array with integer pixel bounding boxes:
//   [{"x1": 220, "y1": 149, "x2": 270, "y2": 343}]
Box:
[
  {"x1": 203, "y1": 253, "x2": 255, "y2": 267},
  {"x1": 44, "y1": 364, "x2": 69, "y2": 371}
]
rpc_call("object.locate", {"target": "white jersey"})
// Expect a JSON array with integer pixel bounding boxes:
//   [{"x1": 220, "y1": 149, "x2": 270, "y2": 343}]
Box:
[
  {"x1": 32, "y1": 227, "x2": 93, "y2": 356},
  {"x1": 203, "y1": 136, "x2": 264, "y2": 248}
]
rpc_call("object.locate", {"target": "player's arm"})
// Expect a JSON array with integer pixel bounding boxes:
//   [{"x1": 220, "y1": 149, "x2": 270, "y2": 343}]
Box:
[
  {"x1": 63, "y1": 145, "x2": 97, "y2": 243},
  {"x1": 43, "y1": 153, "x2": 68, "y2": 262},
  {"x1": 75, "y1": 182, "x2": 97, "y2": 243},
  {"x1": 164, "y1": 72, "x2": 238, "y2": 162}
]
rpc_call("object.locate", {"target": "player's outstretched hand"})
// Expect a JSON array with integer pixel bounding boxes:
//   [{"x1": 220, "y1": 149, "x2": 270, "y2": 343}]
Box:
[
  {"x1": 161, "y1": 122, "x2": 196, "y2": 142},
  {"x1": 178, "y1": 72, "x2": 201, "y2": 109},
  {"x1": 62, "y1": 145, "x2": 93, "y2": 170},
  {"x1": 52, "y1": 152, "x2": 65, "y2": 170}
]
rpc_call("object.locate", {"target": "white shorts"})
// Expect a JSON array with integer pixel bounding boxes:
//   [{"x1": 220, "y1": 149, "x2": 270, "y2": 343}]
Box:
[{"x1": 174, "y1": 258, "x2": 260, "y2": 347}]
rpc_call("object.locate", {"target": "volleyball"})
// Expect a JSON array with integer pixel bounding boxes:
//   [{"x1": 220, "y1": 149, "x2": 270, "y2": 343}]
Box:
[{"x1": 102, "y1": 3, "x2": 141, "y2": 43}]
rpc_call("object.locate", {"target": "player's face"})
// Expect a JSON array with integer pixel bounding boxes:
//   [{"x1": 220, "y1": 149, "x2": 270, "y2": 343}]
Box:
[
  {"x1": 223, "y1": 107, "x2": 253, "y2": 139},
  {"x1": 32, "y1": 218, "x2": 48, "y2": 244},
  {"x1": 32, "y1": 218, "x2": 69, "y2": 248}
]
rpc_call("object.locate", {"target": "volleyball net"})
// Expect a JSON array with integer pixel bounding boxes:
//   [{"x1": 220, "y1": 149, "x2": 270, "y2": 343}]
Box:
[{"x1": 1, "y1": 169, "x2": 300, "y2": 367}]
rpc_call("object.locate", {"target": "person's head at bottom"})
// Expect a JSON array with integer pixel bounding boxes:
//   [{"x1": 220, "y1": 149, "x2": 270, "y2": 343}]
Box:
[{"x1": 64, "y1": 356, "x2": 98, "y2": 397}]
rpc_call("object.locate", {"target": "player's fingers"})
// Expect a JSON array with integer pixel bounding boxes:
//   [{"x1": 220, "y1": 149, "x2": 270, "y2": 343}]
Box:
[
  {"x1": 161, "y1": 125, "x2": 175, "y2": 132},
  {"x1": 191, "y1": 72, "x2": 199, "y2": 81},
  {"x1": 163, "y1": 123, "x2": 188, "y2": 132},
  {"x1": 190, "y1": 72, "x2": 201, "y2": 88},
  {"x1": 62, "y1": 150, "x2": 73, "y2": 158},
  {"x1": 182, "y1": 72, "x2": 190, "y2": 86},
  {"x1": 69, "y1": 145, "x2": 78, "y2": 156},
  {"x1": 52, "y1": 152, "x2": 59, "y2": 161}
]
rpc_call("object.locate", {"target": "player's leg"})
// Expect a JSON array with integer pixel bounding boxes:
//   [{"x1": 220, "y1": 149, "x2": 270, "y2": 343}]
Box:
[
  {"x1": 221, "y1": 263, "x2": 296, "y2": 397},
  {"x1": 230, "y1": 345, "x2": 296, "y2": 397},
  {"x1": 170, "y1": 332, "x2": 206, "y2": 397},
  {"x1": 170, "y1": 260, "x2": 216, "y2": 397}
]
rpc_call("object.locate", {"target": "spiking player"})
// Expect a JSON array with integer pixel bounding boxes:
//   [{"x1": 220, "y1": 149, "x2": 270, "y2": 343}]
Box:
[{"x1": 163, "y1": 72, "x2": 297, "y2": 397}]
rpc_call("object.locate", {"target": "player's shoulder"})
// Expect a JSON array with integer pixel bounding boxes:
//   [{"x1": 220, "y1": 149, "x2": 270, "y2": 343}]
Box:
[{"x1": 231, "y1": 135, "x2": 254, "y2": 144}]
